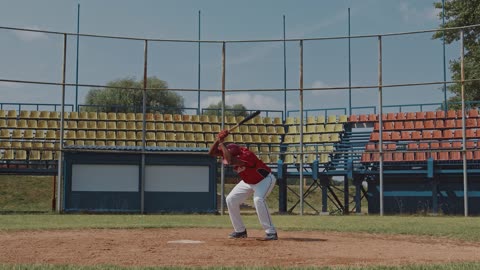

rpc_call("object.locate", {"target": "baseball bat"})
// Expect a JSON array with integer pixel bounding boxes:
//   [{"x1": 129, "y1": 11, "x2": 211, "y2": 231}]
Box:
[{"x1": 228, "y1": 110, "x2": 261, "y2": 132}]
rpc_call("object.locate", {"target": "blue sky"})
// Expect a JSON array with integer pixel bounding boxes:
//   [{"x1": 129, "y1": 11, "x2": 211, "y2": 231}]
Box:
[{"x1": 0, "y1": 0, "x2": 458, "y2": 115}]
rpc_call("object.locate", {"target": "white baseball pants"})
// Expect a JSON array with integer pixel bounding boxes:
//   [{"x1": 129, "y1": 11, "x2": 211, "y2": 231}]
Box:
[{"x1": 226, "y1": 173, "x2": 277, "y2": 234}]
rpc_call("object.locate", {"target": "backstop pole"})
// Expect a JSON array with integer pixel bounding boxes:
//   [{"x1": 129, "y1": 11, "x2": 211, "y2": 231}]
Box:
[
  {"x1": 57, "y1": 34, "x2": 67, "y2": 213},
  {"x1": 378, "y1": 35, "x2": 384, "y2": 216},
  {"x1": 299, "y1": 39, "x2": 304, "y2": 215},
  {"x1": 348, "y1": 8, "x2": 352, "y2": 115},
  {"x1": 140, "y1": 39, "x2": 148, "y2": 214},
  {"x1": 220, "y1": 41, "x2": 226, "y2": 215},
  {"x1": 283, "y1": 15, "x2": 287, "y2": 119},
  {"x1": 197, "y1": 10, "x2": 201, "y2": 114},
  {"x1": 75, "y1": 3, "x2": 80, "y2": 112},
  {"x1": 460, "y1": 30, "x2": 468, "y2": 216}
]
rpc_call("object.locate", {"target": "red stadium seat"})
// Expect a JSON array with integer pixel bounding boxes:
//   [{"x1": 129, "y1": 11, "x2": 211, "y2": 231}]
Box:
[
  {"x1": 396, "y1": 112, "x2": 406, "y2": 121},
  {"x1": 414, "y1": 121, "x2": 424, "y2": 129},
  {"x1": 466, "y1": 118, "x2": 477, "y2": 127},
  {"x1": 467, "y1": 109, "x2": 479, "y2": 118},
  {"x1": 405, "y1": 143, "x2": 418, "y2": 161},
  {"x1": 386, "y1": 112, "x2": 396, "y2": 121},
  {"x1": 406, "y1": 112, "x2": 416, "y2": 120},
  {"x1": 368, "y1": 114, "x2": 378, "y2": 122},
  {"x1": 361, "y1": 152, "x2": 371, "y2": 162},
  {"x1": 359, "y1": 114, "x2": 368, "y2": 122},
  {"x1": 394, "y1": 121, "x2": 404, "y2": 130},
  {"x1": 455, "y1": 119, "x2": 463, "y2": 128},
  {"x1": 435, "y1": 120, "x2": 445, "y2": 129},
  {"x1": 466, "y1": 141, "x2": 476, "y2": 149},
  {"x1": 436, "y1": 110, "x2": 446, "y2": 119},
  {"x1": 404, "y1": 121, "x2": 414, "y2": 130},
  {"x1": 383, "y1": 121, "x2": 394, "y2": 130},
  {"x1": 422, "y1": 130, "x2": 433, "y2": 140},
  {"x1": 391, "y1": 131, "x2": 401, "y2": 140},
  {"x1": 453, "y1": 130, "x2": 463, "y2": 139},
  {"x1": 466, "y1": 129, "x2": 476, "y2": 138},
  {"x1": 382, "y1": 132, "x2": 391, "y2": 141},
  {"x1": 424, "y1": 120, "x2": 435, "y2": 129},
  {"x1": 370, "y1": 132, "x2": 379, "y2": 141},
  {"x1": 437, "y1": 130, "x2": 448, "y2": 139},
  {"x1": 415, "y1": 111, "x2": 425, "y2": 120},
  {"x1": 447, "y1": 110, "x2": 457, "y2": 118},
  {"x1": 425, "y1": 111, "x2": 436, "y2": 119},
  {"x1": 411, "y1": 131, "x2": 422, "y2": 140},
  {"x1": 401, "y1": 131, "x2": 412, "y2": 140},
  {"x1": 348, "y1": 114, "x2": 359, "y2": 122},
  {"x1": 445, "y1": 119, "x2": 455, "y2": 128}
]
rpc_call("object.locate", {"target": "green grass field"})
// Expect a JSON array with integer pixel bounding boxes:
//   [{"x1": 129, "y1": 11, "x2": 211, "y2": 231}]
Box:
[{"x1": 1, "y1": 175, "x2": 480, "y2": 269}]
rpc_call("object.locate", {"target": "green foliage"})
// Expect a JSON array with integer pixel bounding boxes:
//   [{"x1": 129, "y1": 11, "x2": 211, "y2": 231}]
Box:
[
  {"x1": 203, "y1": 101, "x2": 248, "y2": 116},
  {"x1": 84, "y1": 76, "x2": 184, "y2": 114},
  {"x1": 433, "y1": 0, "x2": 480, "y2": 109}
]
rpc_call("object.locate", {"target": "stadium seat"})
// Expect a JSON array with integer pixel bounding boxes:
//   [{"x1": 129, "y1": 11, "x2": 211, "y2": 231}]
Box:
[
  {"x1": 425, "y1": 111, "x2": 436, "y2": 119},
  {"x1": 435, "y1": 120, "x2": 445, "y2": 129},
  {"x1": 432, "y1": 130, "x2": 443, "y2": 139},
  {"x1": 468, "y1": 109, "x2": 479, "y2": 118},
  {"x1": 316, "y1": 115, "x2": 326, "y2": 124},
  {"x1": 414, "y1": 121, "x2": 424, "y2": 129},
  {"x1": 406, "y1": 112, "x2": 416, "y2": 120},
  {"x1": 327, "y1": 115, "x2": 337, "y2": 124},
  {"x1": 424, "y1": 120, "x2": 434, "y2": 129},
  {"x1": 447, "y1": 110, "x2": 457, "y2": 118},
  {"x1": 466, "y1": 118, "x2": 477, "y2": 127},
  {"x1": 401, "y1": 131, "x2": 411, "y2": 140},
  {"x1": 393, "y1": 121, "x2": 404, "y2": 130},
  {"x1": 396, "y1": 112, "x2": 406, "y2": 121},
  {"x1": 411, "y1": 131, "x2": 422, "y2": 140},
  {"x1": 415, "y1": 112, "x2": 425, "y2": 120},
  {"x1": 436, "y1": 110, "x2": 446, "y2": 119},
  {"x1": 422, "y1": 130, "x2": 432, "y2": 140},
  {"x1": 404, "y1": 121, "x2": 414, "y2": 130}
]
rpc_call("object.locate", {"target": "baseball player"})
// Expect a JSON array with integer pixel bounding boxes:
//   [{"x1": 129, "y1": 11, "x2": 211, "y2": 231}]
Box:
[{"x1": 209, "y1": 129, "x2": 278, "y2": 241}]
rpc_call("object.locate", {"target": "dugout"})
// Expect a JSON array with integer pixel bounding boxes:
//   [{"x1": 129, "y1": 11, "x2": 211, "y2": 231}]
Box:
[{"x1": 62, "y1": 148, "x2": 217, "y2": 213}]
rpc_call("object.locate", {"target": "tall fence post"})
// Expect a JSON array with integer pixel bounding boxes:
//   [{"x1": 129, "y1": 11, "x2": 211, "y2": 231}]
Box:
[
  {"x1": 460, "y1": 30, "x2": 468, "y2": 217},
  {"x1": 299, "y1": 39, "x2": 304, "y2": 215},
  {"x1": 378, "y1": 35, "x2": 384, "y2": 216},
  {"x1": 56, "y1": 33, "x2": 67, "y2": 213},
  {"x1": 220, "y1": 41, "x2": 226, "y2": 215},
  {"x1": 140, "y1": 39, "x2": 148, "y2": 214}
]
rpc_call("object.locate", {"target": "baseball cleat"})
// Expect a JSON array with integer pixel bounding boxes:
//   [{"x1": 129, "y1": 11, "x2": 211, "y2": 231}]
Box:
[
  {"x1": 228, "y1": 230, "x2": 247, "y2": 239},
  {"x1": 262, "y1": 232, "x2": 278, "y2": 241}
]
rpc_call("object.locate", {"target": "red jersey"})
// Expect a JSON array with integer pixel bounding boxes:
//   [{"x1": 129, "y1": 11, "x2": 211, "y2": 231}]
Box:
[{"x1": 226, "y1": 147, "x2": 271, "y2": 184}]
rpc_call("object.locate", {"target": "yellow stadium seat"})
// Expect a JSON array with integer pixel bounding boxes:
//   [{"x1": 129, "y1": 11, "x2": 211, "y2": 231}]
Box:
[
  {"x1": 34, "y1": 130, "x2": 46, "y2": 140},
  {"x1": 107, "y1": 112, "x2": 117, "y2": 121},
  {"x1": 0, "y1": 120, "x2": 6, "y2": 128},
  {"x1": 338, "y1": 115, "x2": 348, "y2": 123},
  {"x1": 0, "y1": 110, "x2": 5, "y2": 118},
  {"x1": 327, "y1": 115, "x2": 337, "y2": 123},
  {"x1": 23, "y1": 130, "x2": 34, "y2": 139},
  {"x1": 29, "y1": 150, "x2": 41, "y2": 160},
  {"x1": 205, "y1": 133, "x2": 215, "y2": 142},
  {"x1": 317, "y1": 115, "x2": 326, "y2": 124},
  {"x1": 19, "y1": 110, "x2": 29, "y2": 118},
  {"x1": 156, "y1": 132, "x2": 166, "y2": 141},
  {"x1": 7, "y1": 110, "x2": 17, "y2": 118},
  {"x1": 7, "y1": 119, "x2": 17, "y2": 128}
]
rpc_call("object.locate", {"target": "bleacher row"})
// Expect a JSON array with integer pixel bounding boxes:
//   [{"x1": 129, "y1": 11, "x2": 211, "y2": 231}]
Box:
[
  {"x1": 359, "y1": 109, "x2": 480, "y2": 163},
  {"x1": 0, "y1": 110, "x2": 349, "y2": 165}
]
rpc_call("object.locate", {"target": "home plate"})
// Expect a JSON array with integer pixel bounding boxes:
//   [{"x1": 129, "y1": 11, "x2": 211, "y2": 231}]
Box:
[{"x1": 167, "y1": 240, "x2": 204, "y2": 244}]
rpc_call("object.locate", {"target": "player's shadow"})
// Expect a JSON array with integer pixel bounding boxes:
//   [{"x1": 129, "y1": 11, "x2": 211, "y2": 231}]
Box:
[{"x1": 281, "y1": 237, "x2": 327, "y2": 242}]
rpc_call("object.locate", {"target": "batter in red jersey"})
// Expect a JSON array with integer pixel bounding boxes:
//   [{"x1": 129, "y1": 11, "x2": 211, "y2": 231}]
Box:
[{"x1": 209, "y1": 129, "x2": 278, "y2": 241}]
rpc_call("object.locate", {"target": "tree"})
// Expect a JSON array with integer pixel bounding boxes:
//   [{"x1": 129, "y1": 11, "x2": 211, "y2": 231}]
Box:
[
  {"x1": 84, "y1": 76, "x2": 184, "y2": 114},
  {"x1": 433, "y1": 0, "x2": 480, "y2": 109},
  {"x1": 203, "y1": 101, "x2": 248, "y2": 116}
]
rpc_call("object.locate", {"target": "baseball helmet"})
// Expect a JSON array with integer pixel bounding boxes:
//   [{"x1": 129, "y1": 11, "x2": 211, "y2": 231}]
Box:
[{"x1": 225, "y1": 143, "x2": 241, "y2": 156}]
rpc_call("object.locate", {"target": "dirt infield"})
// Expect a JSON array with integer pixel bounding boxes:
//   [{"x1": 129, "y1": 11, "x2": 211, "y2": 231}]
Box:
[{"x1": 1, "y1": 228, "x2": 480, "y2": 268}]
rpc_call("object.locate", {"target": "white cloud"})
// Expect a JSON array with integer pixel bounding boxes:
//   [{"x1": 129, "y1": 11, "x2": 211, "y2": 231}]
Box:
[
  {"x1": 195, "y1": 93, "x2": 290, "y2": 111},
  {"x1": 399, "y1": 2, "x2": 438, "y2": 24},
  {"x1": 14, "y1": 26, "x2": 48, "y2": 42},
  {"x1": 226, "y1": 10, "x2": 348, "y2": 67}
]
